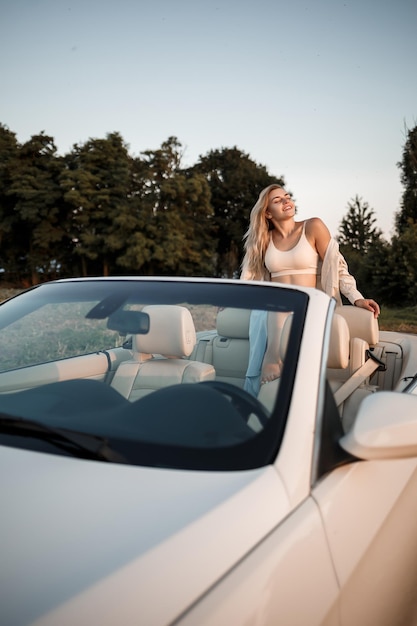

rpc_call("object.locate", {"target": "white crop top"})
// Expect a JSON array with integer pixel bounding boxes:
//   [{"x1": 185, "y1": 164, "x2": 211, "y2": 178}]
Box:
[{"x1": 264, "y1": 222, "x2": 319, "y2": 278}]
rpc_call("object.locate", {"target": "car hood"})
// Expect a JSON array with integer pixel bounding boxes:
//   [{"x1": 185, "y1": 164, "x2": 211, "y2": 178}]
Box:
[{"x1": 0, "y1": 445, "x2": 290, "y2": 626}]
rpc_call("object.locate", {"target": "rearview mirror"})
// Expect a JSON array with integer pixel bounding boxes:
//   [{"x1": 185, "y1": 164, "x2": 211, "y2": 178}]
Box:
[{"x1": 107, "y1": 310, "x2": 150, "y2": 335}]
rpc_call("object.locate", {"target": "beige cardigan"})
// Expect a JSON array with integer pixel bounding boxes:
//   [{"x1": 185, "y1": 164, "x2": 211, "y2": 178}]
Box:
[{"x1": 318, "y1": 237, "x2": 363, "y2": 305}]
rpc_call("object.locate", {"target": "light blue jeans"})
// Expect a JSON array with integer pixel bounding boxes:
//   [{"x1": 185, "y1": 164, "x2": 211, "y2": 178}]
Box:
[{"x1": 243, "y1": 310, "x2": 268, "y2": 397}]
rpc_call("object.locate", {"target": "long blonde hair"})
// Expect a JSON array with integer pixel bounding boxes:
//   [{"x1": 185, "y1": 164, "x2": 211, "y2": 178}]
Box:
[{"x1": 241, "y1": 184, "x2": 283, "y2": 280}]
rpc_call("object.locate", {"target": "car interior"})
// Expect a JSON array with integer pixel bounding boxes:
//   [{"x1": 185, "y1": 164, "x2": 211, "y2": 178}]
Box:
[{"x1": 0, "y1": 294, "x2": 415, "y2": 440}]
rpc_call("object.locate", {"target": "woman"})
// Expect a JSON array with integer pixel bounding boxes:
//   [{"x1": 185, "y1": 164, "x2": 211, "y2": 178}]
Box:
[{"x1": 241, "y1": 184, "x2": 380, "y2": 395}]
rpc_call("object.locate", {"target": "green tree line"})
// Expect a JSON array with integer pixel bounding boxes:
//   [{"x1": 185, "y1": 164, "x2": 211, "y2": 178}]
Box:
[{"x1": 1, "y1": 123, "x2": 416, "y2": 307}]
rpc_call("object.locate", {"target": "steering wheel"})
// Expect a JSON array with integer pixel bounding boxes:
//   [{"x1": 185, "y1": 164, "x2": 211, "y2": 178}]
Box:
[{"x1": 200, "y1": 381, "x2": 270, "y2": 428}]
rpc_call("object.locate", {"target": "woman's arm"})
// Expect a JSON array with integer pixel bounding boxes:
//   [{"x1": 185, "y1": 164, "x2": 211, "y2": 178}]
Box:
[
  {"x1": 306, "y1": 217, "x2": 331, "y2": 260},
  {"x1": 309, "y1": 218, "x2": 380, "y2": 318}
]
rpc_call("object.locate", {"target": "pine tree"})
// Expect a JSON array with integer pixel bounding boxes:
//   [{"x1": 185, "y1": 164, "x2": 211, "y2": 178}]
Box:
[
  {"x1": 338, "y1": 195, "x2": 382, "y2": 254},
  {"x1": 395, "y1": 124, "x2": 417, "y2": 233}
]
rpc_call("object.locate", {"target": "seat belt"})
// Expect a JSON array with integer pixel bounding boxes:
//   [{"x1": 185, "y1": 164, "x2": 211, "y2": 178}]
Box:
[
  {"x1": 190, "y1": 333, "x2": 214, "y2": 364},
  {"x1": 334, "y1": 350, "x2": 386, "y2": 407},
  {"x1": 381, "y1": 351, "x2": 397, "y2": 390}
]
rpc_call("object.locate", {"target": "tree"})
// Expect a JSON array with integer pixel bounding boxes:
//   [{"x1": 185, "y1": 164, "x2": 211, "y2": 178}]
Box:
[
  {"x1": 119, "y1": 138, "x2": 216, "y2": 276},
  {"x1": 148, "y1": 173, "x2": 216, "y2": 276},
  {"x1": 61, "y1": 132, "x2": 133, "y2": 276},
  {"x1": 6, "y1": 132, "x2": 68, "y2": 285},
  {"x1": 140, "y1": 136, "x2": 183, "y2": 182},
  {"x1": 386, "y1": 222, "x2": 417, "y2": 306},
  {"x1": 337, "y1": 196, "x2": 389, "y2": 303},
  {"x1": 395, "y1": 124, "x2": 417, "y2": 233},
  {"x1": 354, "y1": 236, "x2": 394, "y2": 306},
  {"x1": 190, "y1": 147, "x2": 282, "y2": 277},
  {"x1": 338, "y1": 195, "x2": 382, "y2": 255},
  {"x1": 0, "y1": 125, "x2": 20, "y2": 279}
]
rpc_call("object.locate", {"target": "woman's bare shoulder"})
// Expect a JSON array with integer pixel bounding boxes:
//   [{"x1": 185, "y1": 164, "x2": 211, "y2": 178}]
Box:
[
  {"x1": 305, "y1": 216, "x2": 325, "y2": 227},
  {"x1": 304, "y1": 217, "x2": 329, "y2": 234}
]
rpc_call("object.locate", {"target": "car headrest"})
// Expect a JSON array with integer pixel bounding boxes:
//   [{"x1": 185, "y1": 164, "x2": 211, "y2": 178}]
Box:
[
  {"x1": 216, "y1": 307, "x2": 251, "y2": 339},
  {"x1": 134, "y1": 305, "x2": 196, "y2": 357},
  {"x1": 335, "y1": 305, "x2": 379, "y2": 346},
  {"x1": 328, "y1": 313, "x2": 350, "y2": 369}
]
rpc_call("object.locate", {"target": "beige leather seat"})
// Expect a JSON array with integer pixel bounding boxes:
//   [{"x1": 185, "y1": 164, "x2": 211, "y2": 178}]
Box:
[
  {"x1": 335, "y1": 305, "x2": 379, "y2": 346},
  {"x1": 328, "y1": 306, "x2": 379, "y2": 387},
  {"x1": 327, "y1": 313, "x2": 351, "y2": 373},
  {"x1": 337, "y1": 306, "x2": 405, "y2": 391},
  {"x1": 111, "y1": 305, "x2": 215, "y2": 401},
  {"x1": 335, "y1": 305, "x2": 379, "y2": 372},
  {"x1": 190, "y1": 307, "x2": 251, "y2": 388},
  {"x1": 256, "y1": 308, "x2": 378, "y2": 422},
  {"x1": 258, "y1": 313, "x2": 351, "y2": 408},
  {"x1": 327, "y1": 310, "x2": 379, "y2": 431}
]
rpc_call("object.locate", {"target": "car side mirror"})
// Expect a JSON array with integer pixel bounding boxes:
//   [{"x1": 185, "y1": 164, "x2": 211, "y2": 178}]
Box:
[{"x1": 339, "y1": 392, "x2": 417, "y2": 460}]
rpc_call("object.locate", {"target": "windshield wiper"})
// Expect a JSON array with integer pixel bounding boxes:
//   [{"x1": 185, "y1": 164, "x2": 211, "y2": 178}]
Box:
[{"x1": 0, "y1": 413, "x2": 126, "y2": 463}]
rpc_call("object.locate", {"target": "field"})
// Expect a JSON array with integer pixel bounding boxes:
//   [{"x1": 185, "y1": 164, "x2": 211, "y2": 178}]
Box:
[
  {"x1": 0, "y1": 287, "x2": 416, "y2": 334},
  {"x1": 377, "y1": 306, "x2": 417, "y2": 334},
  {"x1": 0, "y1": 288, "x2": 25, "y2": 302}
]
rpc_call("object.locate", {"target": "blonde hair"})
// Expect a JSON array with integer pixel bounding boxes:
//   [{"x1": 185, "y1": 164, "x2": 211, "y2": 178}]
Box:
[{"x1": 241, "y1": 184, "x2": 283, "y2": 280}]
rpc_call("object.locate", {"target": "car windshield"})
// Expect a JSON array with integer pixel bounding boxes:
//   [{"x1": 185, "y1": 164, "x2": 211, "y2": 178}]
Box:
[{"x1": 0, "y1": 278, "x2": 308, "y2": 470}]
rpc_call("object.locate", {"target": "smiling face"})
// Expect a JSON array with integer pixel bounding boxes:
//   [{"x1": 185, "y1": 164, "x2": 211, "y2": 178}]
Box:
[{"x1": 265, "y1": 188, "x2": 295, "y2": 221}]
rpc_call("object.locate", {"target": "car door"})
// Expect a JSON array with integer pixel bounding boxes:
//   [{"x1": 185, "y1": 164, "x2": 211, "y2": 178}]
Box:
[
  {"x1": 177, "y1": 492, "x2": 340, "y2": 626},
  {"x1": 313, "y1": 455, "x2": 417, "y2": 626}
]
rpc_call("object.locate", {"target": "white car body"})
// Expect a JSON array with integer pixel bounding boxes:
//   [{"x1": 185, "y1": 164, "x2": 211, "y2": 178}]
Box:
[{"x1": 1, "y1": 277, "x2": 417, "y2": 625}]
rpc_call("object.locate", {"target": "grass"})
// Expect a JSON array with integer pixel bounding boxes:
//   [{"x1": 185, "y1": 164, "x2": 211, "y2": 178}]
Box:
[
  {"x1": 378, "y1": 305, "x2": 417, "y2": 334},
  {"x1": 0, "y1": 287, "x2": 25, "y2": 301}
]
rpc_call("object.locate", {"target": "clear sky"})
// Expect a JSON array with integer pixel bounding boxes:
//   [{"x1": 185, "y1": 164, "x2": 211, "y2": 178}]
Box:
[{"x1": 1, "y1": 0, "x2": 416, "y2": 239}]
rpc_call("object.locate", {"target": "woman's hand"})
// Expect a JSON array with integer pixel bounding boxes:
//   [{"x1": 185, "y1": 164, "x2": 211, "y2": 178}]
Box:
[{"x1": 354, "y1": 298, "x2": 380, "y2": 318}]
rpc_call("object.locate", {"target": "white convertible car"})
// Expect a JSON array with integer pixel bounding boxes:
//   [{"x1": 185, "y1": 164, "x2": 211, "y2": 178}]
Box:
[{"x1": 1, "y1": 277, "x2": 417, "y2": 625}]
